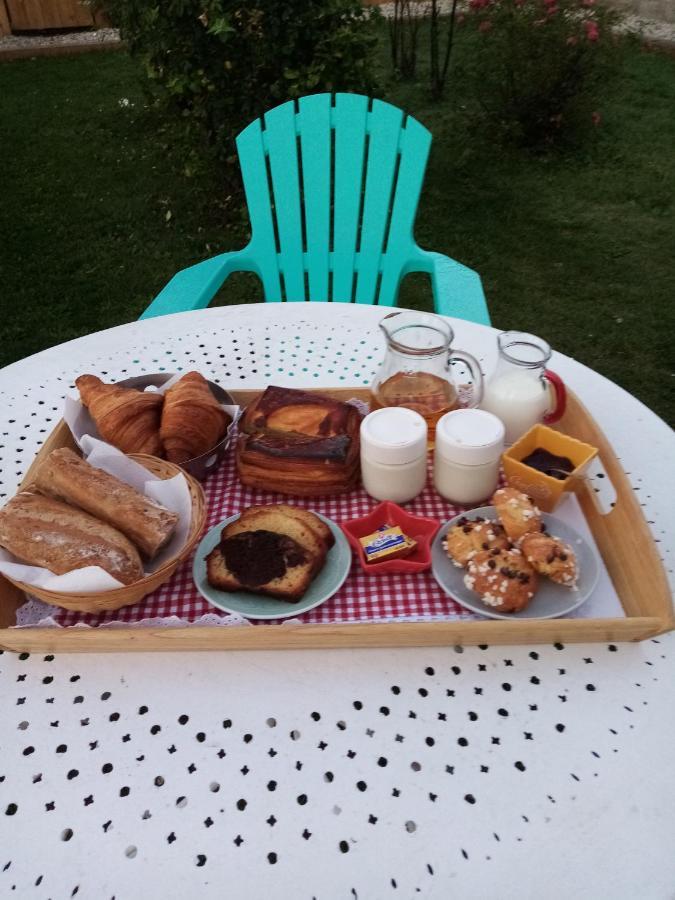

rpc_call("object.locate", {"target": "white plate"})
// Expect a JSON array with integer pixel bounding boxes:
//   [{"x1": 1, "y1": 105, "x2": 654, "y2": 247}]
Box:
[
  {"x1": 193, "y1": 512, "x2": 351, "y2": 620},
  {"x1": 431, "y1": 506, "x2": 600, "y2": 620}
]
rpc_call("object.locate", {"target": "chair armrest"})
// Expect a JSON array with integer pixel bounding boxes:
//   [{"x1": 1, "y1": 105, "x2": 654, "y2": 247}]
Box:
[
  {"x1": 416, "y1": 250, "x2": 491, "y2": 325},
  {"x1": 139, "y1": 251, "x2": 246, "y2": 320}
]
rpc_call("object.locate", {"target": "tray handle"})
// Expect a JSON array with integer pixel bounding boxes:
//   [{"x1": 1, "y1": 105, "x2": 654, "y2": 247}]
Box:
[{"x1": 560, "y1": 391, "x2": 673, "y2": 628}]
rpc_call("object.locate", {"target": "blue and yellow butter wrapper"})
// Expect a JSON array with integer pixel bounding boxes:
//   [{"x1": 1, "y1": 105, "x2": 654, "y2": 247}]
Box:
[{"x1": 359, "y1": 525, "x2": 417, "y2": 563}]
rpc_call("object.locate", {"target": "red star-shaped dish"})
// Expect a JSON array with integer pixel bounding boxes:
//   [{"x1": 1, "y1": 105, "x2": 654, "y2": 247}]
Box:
[{"x1": 341, "y1": 501, "x2": 440, "y2": 575}]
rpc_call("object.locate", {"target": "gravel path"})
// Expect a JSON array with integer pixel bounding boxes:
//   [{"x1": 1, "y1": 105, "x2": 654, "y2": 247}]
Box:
[
  {"x1": 378, "y1": 2, "x2": 675, "y2": 44},
  {"x1": 0, "y1": 27, "x2": 120, "y2": 54},
  {"x1": 616, "y1": 13, "x2": 675, "y2": 43}
]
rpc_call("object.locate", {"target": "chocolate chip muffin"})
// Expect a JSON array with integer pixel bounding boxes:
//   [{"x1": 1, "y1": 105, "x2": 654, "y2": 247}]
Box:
[
  {"x1": 492, "y1": 487, "x2": 542, "y2": 543},
  {"x1": 464, "y1": 548, "x2": 538, "y2": 613},
  {"x1": 444, "y1": 516, "x2": 511, "y2": 568},
  {"x1": 520, "y1": 533, "x2": 578, "y2": 587}
]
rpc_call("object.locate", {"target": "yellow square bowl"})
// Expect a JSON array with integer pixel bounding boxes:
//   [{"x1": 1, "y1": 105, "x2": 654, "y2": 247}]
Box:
[{"x1": 502, "y1": 424, "x2": 598, "y2": 512}]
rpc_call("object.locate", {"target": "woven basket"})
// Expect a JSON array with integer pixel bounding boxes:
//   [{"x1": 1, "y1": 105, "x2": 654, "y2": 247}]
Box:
[{"x1": 7, "y1": 454, "x2": 206, "y2": 614}]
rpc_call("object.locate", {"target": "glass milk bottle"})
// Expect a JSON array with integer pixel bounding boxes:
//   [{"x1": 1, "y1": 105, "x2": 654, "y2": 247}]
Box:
[{"x1": 480, "y1": 331, "x2": 566, "y2": 445}]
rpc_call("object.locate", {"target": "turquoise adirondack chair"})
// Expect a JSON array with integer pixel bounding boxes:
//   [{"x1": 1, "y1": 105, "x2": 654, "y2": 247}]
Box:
[{"x1": 140, "y1": 94, "x2": 489, "y2": 324}]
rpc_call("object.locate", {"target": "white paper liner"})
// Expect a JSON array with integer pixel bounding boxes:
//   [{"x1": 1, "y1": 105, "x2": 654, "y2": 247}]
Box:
[{"x1": 0, "y1": 436, "x2": 193, "y2": 593}]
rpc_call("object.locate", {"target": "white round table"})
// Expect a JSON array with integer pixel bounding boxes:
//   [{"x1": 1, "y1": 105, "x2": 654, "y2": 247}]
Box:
[{"x1": 1, "y1": 304, "x2": 673, "y2": 899}]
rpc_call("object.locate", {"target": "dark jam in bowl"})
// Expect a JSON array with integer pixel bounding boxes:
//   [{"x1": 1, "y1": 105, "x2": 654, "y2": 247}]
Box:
[{"x1": 520, "y1": 448, "x2": 575, "y2": 480}]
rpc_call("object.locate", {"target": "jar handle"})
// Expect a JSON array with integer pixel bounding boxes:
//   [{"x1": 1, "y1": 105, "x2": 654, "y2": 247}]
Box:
[
  {"x1": 450, "y1": 350, "x2": 484, "y2": 407},
  {"x1": 543, "y1": 369, "x2": 567, "y2": 423}
]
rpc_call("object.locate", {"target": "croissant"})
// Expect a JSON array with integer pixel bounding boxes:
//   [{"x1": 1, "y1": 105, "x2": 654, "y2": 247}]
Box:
[
  {"x1": 160, "y1": 371, "x2": 230, "y2": 464},
  {"x1": 76, "y1": 374, "x2": 164, "y2": 457}
]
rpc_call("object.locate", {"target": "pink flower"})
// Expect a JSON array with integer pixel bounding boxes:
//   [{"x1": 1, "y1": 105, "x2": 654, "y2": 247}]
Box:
[
  {"x1": 584, "y1": 19, "x2": 600, "y2": 41},
  {"x1": 582, "y1": 0, "x2": 595, "y2": 6},
  {"x1": 479, "y1": 18, "x2": 493, "y2": 31},
  {"x1": 547, "y1": 4, "x2": 559, "y2": 14},
  {"x1": 592, "y1": 111, "x2": 601, "y2": 126}
]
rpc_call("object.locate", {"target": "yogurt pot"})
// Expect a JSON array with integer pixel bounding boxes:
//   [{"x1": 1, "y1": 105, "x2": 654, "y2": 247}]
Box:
[
  {"x1": 433, "y1": 409, "x2": 505, "y2": 505},
  {"x1": 360, "y1": 407, "x2": 428, "y2": 504}
]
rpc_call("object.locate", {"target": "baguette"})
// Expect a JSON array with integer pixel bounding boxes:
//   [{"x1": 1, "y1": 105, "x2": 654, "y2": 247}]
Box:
[
  {"x1": 0, "y1": 492, "x2": 144, "y2": 586},
  {"x1": 34, "y1": 448, "x2": 178, "y2": 559}
]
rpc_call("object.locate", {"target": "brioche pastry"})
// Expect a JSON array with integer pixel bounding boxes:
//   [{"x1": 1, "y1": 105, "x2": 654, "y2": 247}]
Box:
[{"x1": 237, "y1": 386, "x2": 361, "y2": 496}]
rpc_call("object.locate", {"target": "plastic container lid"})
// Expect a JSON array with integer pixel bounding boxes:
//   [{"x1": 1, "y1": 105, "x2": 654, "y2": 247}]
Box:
[
  {"x1": 435, "y1": 409, "x2": 505, "y2": 465},
  {"x1": 360, "y1": 408, "x2": 428, "y2": 466}
]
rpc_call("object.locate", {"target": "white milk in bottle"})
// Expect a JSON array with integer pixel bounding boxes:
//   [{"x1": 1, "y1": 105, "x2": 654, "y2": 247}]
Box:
[
  {"x1": 480, "y1": 332, "x2": 565, "y2": 445},
  {"x1": 480, "y1": 368, "x2": 551, "y2": 445}
]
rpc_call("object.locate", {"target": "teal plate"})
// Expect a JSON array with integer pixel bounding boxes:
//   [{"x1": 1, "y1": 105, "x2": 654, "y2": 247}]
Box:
[{"x1": 193, "y1": 512, "x2": 352, "y2": 620}]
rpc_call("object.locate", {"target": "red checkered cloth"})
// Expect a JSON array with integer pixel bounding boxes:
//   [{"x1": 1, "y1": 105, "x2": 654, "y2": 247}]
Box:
[{"x1": 54, "y1": 435, "x2": 478, "y2": 628}]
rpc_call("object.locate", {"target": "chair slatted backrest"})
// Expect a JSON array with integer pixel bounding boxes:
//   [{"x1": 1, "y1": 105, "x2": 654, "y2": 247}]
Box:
[{"x1": 235, "y1": 93, "x2": 432, "y2": 305}]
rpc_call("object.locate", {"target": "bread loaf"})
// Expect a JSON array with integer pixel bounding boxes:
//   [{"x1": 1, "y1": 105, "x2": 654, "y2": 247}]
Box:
[
  {"x1": 0, "y1": 492, "x2": 144, "y2": 586},
  {"x1": 238, "y1": 505, "x2": 335, "y2": 550},
  {"x1": 224, "y1": 507, "x2": 327, "y2": 576},
  {"x1": 34, "y1": 448, "x2": 179, "y2": 559},
  {"x1": 205, "y1": 506, "x2": 329, "y2": 601},
  {"x1": 206, "y1": 531, "x2": 316, "y2": 601}
]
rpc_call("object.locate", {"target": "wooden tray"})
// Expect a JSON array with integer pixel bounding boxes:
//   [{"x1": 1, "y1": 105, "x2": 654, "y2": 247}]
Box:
[{"x1": 0, "y1": 387, "x2": 672, "y2": 652}]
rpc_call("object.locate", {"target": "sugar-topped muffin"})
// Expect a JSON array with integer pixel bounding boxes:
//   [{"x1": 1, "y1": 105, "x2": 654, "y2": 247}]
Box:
[
  {"x1": 444, "y1": 516, "x2": 511, "y2": 568},
  {"x1": 464, "y1": 547, "x2": 538, "y2": 613},
  {"x1": 492, "y1": 487, "x2": 542, "y2": 543},
  {"x1": 520, "y1": 532, "x2": 578, "y2": 587}
]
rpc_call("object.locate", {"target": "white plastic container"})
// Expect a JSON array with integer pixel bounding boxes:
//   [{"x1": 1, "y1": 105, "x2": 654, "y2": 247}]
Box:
[
  {"x1": 433, "y1": 409, "x2": 505, "y2": 505},
  {"x1": 360, "y1": 408, "x2": 428, "y2": 504}
]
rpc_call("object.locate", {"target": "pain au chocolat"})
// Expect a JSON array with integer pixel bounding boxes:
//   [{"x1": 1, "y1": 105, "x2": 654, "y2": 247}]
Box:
[{"x1": 236, "y1": 386, "x2": 361, "y2": 496}]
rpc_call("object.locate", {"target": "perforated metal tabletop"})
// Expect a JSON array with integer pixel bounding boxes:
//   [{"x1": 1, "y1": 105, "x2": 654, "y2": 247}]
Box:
[{"x1": 1, "y1": 304, "x2": 673, "y2": 899}]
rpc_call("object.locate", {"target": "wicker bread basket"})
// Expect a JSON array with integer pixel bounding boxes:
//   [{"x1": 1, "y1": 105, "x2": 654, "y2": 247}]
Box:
[{"x1": 5, "y1": 454, "x2": 206, "y2": 614}]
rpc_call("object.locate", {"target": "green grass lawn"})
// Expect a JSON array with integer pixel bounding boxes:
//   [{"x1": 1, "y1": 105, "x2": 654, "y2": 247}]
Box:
[{"x1": 1, "y1": 34, "x2": 674, "y2": 424}]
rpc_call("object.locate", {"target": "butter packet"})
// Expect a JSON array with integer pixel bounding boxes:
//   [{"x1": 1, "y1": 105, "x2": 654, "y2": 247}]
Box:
[{"x1": 360, "y1": 524, "x2": 417, "y2": 563}]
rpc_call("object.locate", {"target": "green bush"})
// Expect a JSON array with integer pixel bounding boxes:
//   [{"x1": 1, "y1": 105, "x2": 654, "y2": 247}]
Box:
[
  {"x1": 99, "y1": 0, "x2": 378, "y2": 182},
  {"x1": 457, "y1": 0, "x2": 621, "y2": 148}
]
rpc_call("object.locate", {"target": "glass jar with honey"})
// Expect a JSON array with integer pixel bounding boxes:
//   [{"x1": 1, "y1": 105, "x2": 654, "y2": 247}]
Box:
[{"x1": 371, "y1": 311, "x2": 484, "y2": 444}]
